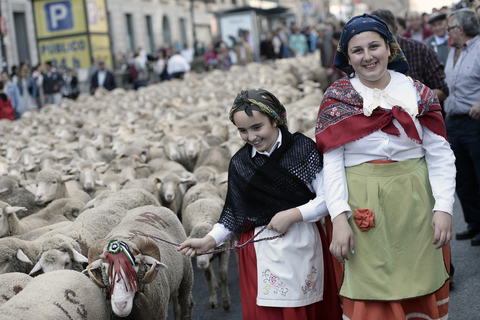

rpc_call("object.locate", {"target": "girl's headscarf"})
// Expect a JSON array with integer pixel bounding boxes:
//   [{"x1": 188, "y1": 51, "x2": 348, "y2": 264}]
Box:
[
  {"x1": 229, "y1": 88, "x2": 287, "y2": 127},
  {"x1": 333, "y1": 13, "x2": 409, "y2": 74}
]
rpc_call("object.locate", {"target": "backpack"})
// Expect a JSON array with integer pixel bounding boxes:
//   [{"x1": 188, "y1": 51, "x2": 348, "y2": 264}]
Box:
[{"x1": 129, "y1": 63, "x2": 139, "y2": 80}]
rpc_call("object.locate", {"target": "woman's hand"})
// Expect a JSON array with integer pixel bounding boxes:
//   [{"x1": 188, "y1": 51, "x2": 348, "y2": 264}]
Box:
[
  {"x1": 432, "y1": 211, "x2": 452, "y2": 249},
  {"x1": 330, "y1": 212, "x2": 355, "y2": 263},
  {"x1": 177, "y1": 235, "x2": 217, "y2": 258},
  {"x1": 267, "y1": 208, "x2": 303, "y2": 234}
]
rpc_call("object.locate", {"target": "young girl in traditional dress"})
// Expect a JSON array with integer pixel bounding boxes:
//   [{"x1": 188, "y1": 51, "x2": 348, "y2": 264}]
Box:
[
  {"x1": 178, "y1": 88, "x2": 342, "y2": 320},
  {"x1": 316, "y1": 14, "x2": 455, "y2": 320}
]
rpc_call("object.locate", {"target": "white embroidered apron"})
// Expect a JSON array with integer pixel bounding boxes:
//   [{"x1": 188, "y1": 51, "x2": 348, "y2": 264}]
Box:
[{"x1": 254, "y1": 221, "x2": 324, "y2": 307}]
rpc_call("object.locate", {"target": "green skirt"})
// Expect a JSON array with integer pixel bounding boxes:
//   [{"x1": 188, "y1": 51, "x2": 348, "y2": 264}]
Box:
[{"x1": 340, "y1": 158, "x2": 449, "y2": 301}]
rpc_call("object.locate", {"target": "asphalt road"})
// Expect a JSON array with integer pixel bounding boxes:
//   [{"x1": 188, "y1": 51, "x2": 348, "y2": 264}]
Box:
[{"x1": 168, "y1": 195, "x2": 480, "y2": 320}]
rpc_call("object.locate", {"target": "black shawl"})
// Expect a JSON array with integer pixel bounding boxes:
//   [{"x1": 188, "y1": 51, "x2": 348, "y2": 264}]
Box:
[{"x1": 218, "y1": 128, "x2": 323, "y2": 234}]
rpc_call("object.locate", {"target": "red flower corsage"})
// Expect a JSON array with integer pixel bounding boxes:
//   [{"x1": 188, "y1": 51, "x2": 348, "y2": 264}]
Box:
[{"x1": 354, "y1": 209, "x2": 375, "y2": 232}]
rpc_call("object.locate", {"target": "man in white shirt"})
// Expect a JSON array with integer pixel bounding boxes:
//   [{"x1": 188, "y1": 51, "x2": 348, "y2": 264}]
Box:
[{"x1": 167, "y1": 50, "x2": 191, "y2": 79}]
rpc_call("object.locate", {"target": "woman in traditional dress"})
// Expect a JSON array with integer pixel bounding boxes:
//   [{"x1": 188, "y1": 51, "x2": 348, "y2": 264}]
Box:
[
  {"x1": 179, "y1": 88, "x2": 342, "y2": 320},
  {"x1": 315, "y1": 13, "x2": 455, "y2": 320}
]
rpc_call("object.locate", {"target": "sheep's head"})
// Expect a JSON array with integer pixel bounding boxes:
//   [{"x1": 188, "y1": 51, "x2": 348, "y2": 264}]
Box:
[
  {"x1": 0, "y1": 239, "x2": 34, "y2": 274},
  {"x1": 154, "y1": 172, "x2": 194, "y2": 204},
  {"x1": 86, "y1": 237, "x2": 167, "y2": 318},
  {"x1": 34, "y1": 170, "x2": 75, "y2": 205},
  {"x1": 189, "y1": 223, "x2": 214, "y2": 270},
  {"x1": 29, "y1": 234, "x2": 88, "y2": 275}
]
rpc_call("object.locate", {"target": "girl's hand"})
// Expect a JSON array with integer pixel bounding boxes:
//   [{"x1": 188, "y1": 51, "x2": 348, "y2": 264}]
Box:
[
  {"x1": 432, "y1": 211, "x2": 452, "y2": 249},
  {"x1": 267, "y1": 208, "x2": 303, "y2": 234},
  {"x1": 178, "y1": 236, "x2": 216, "y2": 257},
  {"x1": 330, "y1": 212, "x2": 355, "y2": 263}
]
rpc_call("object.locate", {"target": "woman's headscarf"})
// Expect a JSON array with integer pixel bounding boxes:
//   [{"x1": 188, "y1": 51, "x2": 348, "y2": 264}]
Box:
[
  {"x1": 229, "y1": 88, "x2": 287, "y2": 127},
  {"x1": 333, "y1": 13, "x2": 409, "y2": 74}
]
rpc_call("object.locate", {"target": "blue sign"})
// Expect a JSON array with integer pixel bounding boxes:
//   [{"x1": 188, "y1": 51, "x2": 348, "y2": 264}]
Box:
[{"x1": 45, "y1": 1, "x2": 73, "y2": 31}]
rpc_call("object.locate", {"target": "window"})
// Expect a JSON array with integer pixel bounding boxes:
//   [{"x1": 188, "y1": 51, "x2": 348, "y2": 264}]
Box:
[
  {"x1": 146, "y1": 15, "x2": 154, "y2": 52},
  {"x1": 125, "y1": 14, "x2": 135, "y2": 51}
]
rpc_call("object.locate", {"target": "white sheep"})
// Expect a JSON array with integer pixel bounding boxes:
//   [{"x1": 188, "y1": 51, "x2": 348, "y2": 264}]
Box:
[
  {"x1": 153, "y1": 171, "x2": 195, "y2": 218},
  {"x1": 102, "y1": 156, "x2": 151, "y2": 181},
  {"x1": 0, "y1": 270, "x2": 109, "y2": 319},
  {"x1": 70, "y1": 159, "x2": 105, "y2": 191},
  {"x1": 22, "y1": 188, "x2": 160, "y2": 276},
  {"x1": 182, "y1": 183, "x2": 231, "y2": 310},
  {"x1": 33, "y1": 169, "x2": 91, "y2": 205},
  {"x1": 86, "y1": 205, "x2": 194, "y2": 319},
  {"x1": 0, "y1": 198, "x2": 83, "y2": 238},
  {"x1": 0, "y1": 176, "x2": 41, "y2": 216},
  {"x1": 29, "y1": 234, "x2": 88, "y2": 275},
  {"x1": 0, "y1": 237, "x2": 37, "y2": 274}
]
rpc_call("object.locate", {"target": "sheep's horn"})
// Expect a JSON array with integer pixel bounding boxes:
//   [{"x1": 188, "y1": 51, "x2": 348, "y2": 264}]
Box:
[{"x1": 87, "y1": 268, "x2": 106, "y2": 288}]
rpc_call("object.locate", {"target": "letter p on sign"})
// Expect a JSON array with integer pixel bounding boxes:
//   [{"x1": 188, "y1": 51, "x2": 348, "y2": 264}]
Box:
[{"x1": 45, "y1": 1, "x2": 73, "y2": 31}]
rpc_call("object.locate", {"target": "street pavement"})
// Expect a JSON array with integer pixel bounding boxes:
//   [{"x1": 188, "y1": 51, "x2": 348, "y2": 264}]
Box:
[{"x1": 169, "y1": 196, "x2": 480, "y2": 320}]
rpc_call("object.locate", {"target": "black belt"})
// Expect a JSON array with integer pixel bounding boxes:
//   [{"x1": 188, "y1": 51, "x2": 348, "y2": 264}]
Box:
[{"x1": 448, "y1": 114, "x2": 470, "y2": 119}]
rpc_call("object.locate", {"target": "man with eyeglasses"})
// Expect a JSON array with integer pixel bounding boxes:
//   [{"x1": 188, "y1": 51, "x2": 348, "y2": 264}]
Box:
[{"x1": 444, "y1": 8, "x2": 480, "y2": 246}]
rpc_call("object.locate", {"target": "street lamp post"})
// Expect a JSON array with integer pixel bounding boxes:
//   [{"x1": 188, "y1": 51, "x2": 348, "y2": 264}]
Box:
[
  {"x1": 190, "y1": 0, "x2": 198, "y2": 55},
  {"x1": 0, "y1": 6, "x2": 8, "y2": 72}
]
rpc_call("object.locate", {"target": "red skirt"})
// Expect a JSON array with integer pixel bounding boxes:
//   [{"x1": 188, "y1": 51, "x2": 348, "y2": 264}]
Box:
[
  {"x1": 325, "y1": 217, "x2": 450, "y2": 320},
  {"x1": 238, "y1": 221, "x2": 342, "y2": 320}
]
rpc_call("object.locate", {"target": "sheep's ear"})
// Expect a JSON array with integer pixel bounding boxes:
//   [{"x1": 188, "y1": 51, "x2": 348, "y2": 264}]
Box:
[
  {"x1": 94, "y1": 162, "x2": 106, "y2": 168},
  {"x1": 154, "y1": 177, "x2": 161, "y2": 185},
  {"x1": 5, "y1": 206, "x2": 27, "y2": 215},
  {"x1": 17, "y1": 249, "x2": 33, "y2": 264},
  {"x1": 135, "y1": 163, "x2": 149, "y2": 169},
  {"x1": 24, "y1": 164, "x2": 37, "y2": 172},
  {"x1": 61, "y1": 175, "x2": 76, "y2": 183},
  {"x1": 29, "y1": 261, "x2": 43, "y2": 275},
  {"x1": 19, "y1": 179, "x2": 34, "y2": 187},
  {"x1": 72, "y1": 249, "x2": 89, "y2": 263},
  {"x1": 95, "y1": 180, "x2": 105, "y2": 186},
  {"x1": 180, "y1": 177, "x2": 196, "y2": 185}
]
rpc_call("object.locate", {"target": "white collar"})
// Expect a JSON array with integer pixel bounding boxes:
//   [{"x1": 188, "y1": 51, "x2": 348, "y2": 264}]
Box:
[
  {"x1": 251, "y1": 128, "x2": 282, "y2": 158},
  {"x1": 433, "y1": 34, "x2": 449, "y2": 45},
  {"x1": 350, "y1": 70, "x2": 418, "y2": 119}
]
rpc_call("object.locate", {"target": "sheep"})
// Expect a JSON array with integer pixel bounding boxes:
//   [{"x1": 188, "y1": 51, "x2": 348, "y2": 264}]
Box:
[
  {"x1": 0, "y1": 237, "x2": 37, "y2": 274},
  {"x1": 147, "y1": 158, "x2": 187, "y2": 173},
  {"x1": 153, "y1": 170, "x2": 195, "y2": 218},
  {"x1": 0, "y1": 198, "x2": 83, "y2": 237},
  {"x1": 121, "y1": 178, "x2": 160, "y2": 201},
  {"x1": 102, "y1": 156, "x2": 151, "y2": 181},
  {"x1": 0, "y1": 176, "x2": 41, "y2": 217},
  {"x1": 193, "y1": 146, "x2": 231, "y2": 173},
  {"x1": 0, "y1": 270, "x2": 109, "y2": 319},
  {"x1": 34, "y1": 169, "x2": 91, "y2": 206},
  {"x1": 29, "y1": 234, "x2": 89, "y2": 275},
  {"x1": 181, "y1": 183, "x2": 231, "y2": 310},
  {"x1": 71, "y1": 159, "x2": 106, "y2": 191},
  {"x1": 0, "y1": 272, "x2": 32, "y2": 306},
  {"x1": 0, "y1": 156, "x2": 7, "y2": 175},
  {"x1": 62, "y1": 188, "x2": 161, "y2": 254},
  {"x1": 86, "y1": 205, "x2": 194, "y2": 320},
  {"x1": 14, "y1": 221, "x2": 72, "y2": 241},
  {"x1": 0, "y1": 201, "x2": 27, "y2": 237},
  {"x1": 19, "y1": 189, "x2": 160, "y2": 276}
]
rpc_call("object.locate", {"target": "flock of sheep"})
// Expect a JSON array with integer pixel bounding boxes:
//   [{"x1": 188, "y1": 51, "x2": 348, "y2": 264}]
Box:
[{"x1": 0, "y1": 53, "x2": 326, "y2": 320}]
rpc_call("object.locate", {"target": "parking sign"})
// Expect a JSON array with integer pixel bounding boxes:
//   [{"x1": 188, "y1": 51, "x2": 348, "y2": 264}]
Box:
[{"x1": 45, "y1": 1, "x2": 73, "y2": 31}]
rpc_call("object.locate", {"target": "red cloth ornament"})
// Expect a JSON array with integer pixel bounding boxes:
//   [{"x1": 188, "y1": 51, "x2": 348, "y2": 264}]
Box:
[{"x1": 354, "y1": 208, "x2": 375, "y2": 232}]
